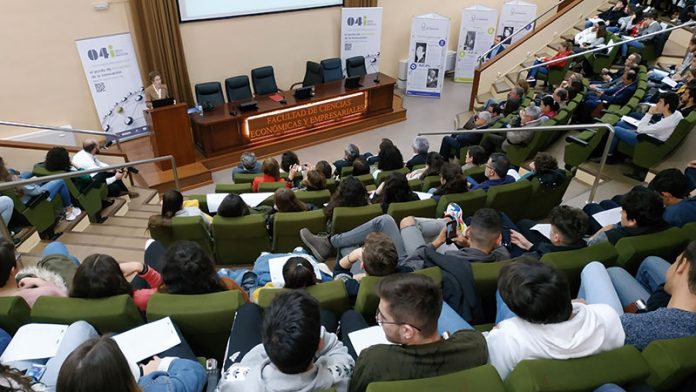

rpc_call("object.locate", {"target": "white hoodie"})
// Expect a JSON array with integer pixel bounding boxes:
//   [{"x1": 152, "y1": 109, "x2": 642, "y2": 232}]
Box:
[{"x1": 485, "y1": 303, "x2": 625, "y2": 379}]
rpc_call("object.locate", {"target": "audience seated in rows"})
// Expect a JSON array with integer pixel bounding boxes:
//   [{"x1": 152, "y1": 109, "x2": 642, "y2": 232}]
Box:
[
  {"x1": 406, "y1": 151, "x2": 444, "y2": 181},
  {"x1": 371, "y1": 172, "x2": 418, "y2": 213},
  {"x1": 72, "y1": 139, "x2": 137, "y2": 198},
  {"x1": 252, "y1": 158, "x2": 292, "y2": 192},
  {"x1": 323, "y1": 177, "x2": 369, "y2": 223},
  {"x1": 469, "y1": 153, "x2": 516, "y2": 191},
  {"x1": 439, "y1": 105, "x2": 500, "y2": 161},
  {"x1": 461, "y1": 145, "x2": 487, "y2": 172},
  {"x1": 649, "y1": 168, "x2": 696, "y2": 227},
  {"x1": 333, "y1": 144, "x2": 373, "y2": 177},
  {"x1": 584, "y1": 0, "x2": 627, "y2": 29},
  {"x1": 527, "y1": 41, "x2": 573, "y2": 84},
  {"x1": 648, "y1": 36, "x2": 696, "y2": 83},
  {"x1": 590, "y1": 53, "x2": 641, "y2": 90},
  {"x1": 512, "y1": 205, "x2": 589, "y2": 259},
  {"x1": 428, "y1": 163, "x2": 468, "y2": 201},
  {"x1": 232, "y1": 151, "x2": 262, "y2": 176}
]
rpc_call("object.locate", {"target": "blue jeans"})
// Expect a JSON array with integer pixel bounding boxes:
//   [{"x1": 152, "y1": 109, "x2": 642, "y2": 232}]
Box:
[
  {"x1": 607, "y1": 26, "x2": 620, "y2": 34},
  {"x1": 330, "y1": 214, "x2": 406, "y2": 260},
  {"x1": 621, "y1": 39, "x2": 644, "y2": 58},
  {"x1": 495, "y1": 290, "x2": 519, "y2": 324},
  {"x1": 578, "y1": 261, "x2": 624, "y2": 315},
  {"x1": 0, "y1": 328, "x2": 10, "y2": 354},
  {"x1": 648, "y1": 69, "x2": 670, "y2": 83},
  {"x1": 527, "y1": 59, "x2": 549, "y2": 79},
  {"x1": 439, "y1": 133, "x2": 482, "y2": 160},
  {"x1": 610, "y1": 125, "x2": 640, "y2": 155},
  {"x1": 0, "y1": 196, "x2": 13, "y2": 226},
  {"x1": 42, "y1": 241, "x2": 80, "y2": 265},
  {"x1": 40, "y1": 180, "x2": 72, "y2": 208},
  {"x1": 438, "y1": 302, "x2": 474, "y2": 334},
  {"x1": 607, "y1": 256, "x2": 669, "y2": 306},
  {"x1": 686, "y1": 167, "x2": 696, "y2": 192}
]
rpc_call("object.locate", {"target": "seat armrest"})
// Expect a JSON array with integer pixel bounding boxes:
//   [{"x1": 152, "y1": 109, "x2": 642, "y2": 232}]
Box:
[
  {"x1": 636, "y1": 133, "x2": 664, "y2": 144},
  {"x1": 25, "y1": 191, "x2": 50, "y2": 208},
  {"x1": 566, "y1": 136, "x2": 589, "y2": 146}
]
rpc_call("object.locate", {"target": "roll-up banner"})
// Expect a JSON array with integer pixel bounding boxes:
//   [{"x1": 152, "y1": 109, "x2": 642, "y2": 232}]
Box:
[
  {"x1": 498, "y1": 0, "x2": 537, "y2": 45},
  {"x1": 406, "y1": 13, "x2": 451, "y2": 98},
  {"x1": 341, "y1": 7, "x2": 383, "y2": 74},
  {"x1": 75, "y1": 33, "x2": 148, "y2": 141},
  {"x1": 454, "y1": 5, "x2": 498, "y2": 83}
]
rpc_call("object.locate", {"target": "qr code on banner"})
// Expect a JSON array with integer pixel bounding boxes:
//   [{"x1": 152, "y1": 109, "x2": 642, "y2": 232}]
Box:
[
  {"x1": 94, "y1": 82, "x2": 106, "y2": 93},
  {"x1": 344, "y1": 43, "x2": 352, "y2": 51}
]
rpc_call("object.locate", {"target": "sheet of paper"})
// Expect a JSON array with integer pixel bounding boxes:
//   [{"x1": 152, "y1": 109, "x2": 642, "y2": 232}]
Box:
[
  {"x1": 620, "y1": 115, "x2": 640, "y2": 128},
  {"x1": 592, "y1": 207, "x2": 622, "y2": 228},
  {"x1": 240, "y1": 192, "x2": 273, "y2": 208},
  {"x1": 661, "y1": 76, "x2": 677, "y2": 88},
  {"x1": 415, "y1": 191, "x2": 433, "y2": 200},
  {"x1": 113, "y1": 317, "x2": 181, "y2": 364},
  {"x1": 268, "y1": 254, "x2": 322, "y2": 287},
  {"x1": 0, "y1": 324, "x2": 67, "y2": 363},
  {"x1": 206, "y1": 193, "x2": 227, "y2": 213},
  {"x1": 531, "y1": 223, "x2": 552, "y2": 240},
  {"x1": 348, "y1": 326, "x2": 394, "y2": 356}
]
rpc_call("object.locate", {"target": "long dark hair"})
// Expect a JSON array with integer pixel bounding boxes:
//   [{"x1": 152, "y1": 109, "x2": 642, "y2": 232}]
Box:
[
  {"x1": 420, "y1": 152, "x2": 444, "y2": 180},
  {"x1": 71, "y1": 254, "x2": 134, "y2": 299},
  {"x1": 57, "y1": 336, "x2": 140, "y2": 392},
  {"x1": 160, "y1": 241, "x2": 225, "y2": 294},
  {"x1": 161, "y1": 190, "x2": 184, "y2": 218},
  {"x1": 45, "y1": 147, "x2": 72, "y2": 172},
  {"x1": 274, "y1": 187, "x2": 306, "y2": 212},
  {"x1": 217, "y1": 193, "x2": 251, "y2": 218},
  {"x1": 377, "y1": 144, "x2": 404, "y2": 171},
  {"x1": 435, "y1": 163, "x2": 468, "y2": 196},
  {"x1": 375, "y1": 172, "x2": 417, "y2": 209},
  {"x1": 324, "y1": 176, "x2": 368, "y2": 220}
]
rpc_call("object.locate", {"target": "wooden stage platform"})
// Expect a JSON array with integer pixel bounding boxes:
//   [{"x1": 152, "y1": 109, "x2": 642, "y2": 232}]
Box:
[{"x1": 124, "y1": 94, "x2": 406, "y2": 193}]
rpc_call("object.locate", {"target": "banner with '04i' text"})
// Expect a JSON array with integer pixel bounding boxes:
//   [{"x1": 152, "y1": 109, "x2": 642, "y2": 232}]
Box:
[
  {"x1": 75, "y1": 33, "x2": 148, "y2": 141},
  {"x1": 341, "y1": 7, "x2": 383, "y2": 75}
]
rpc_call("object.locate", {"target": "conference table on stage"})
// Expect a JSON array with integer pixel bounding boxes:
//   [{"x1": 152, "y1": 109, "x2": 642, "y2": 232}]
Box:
[{"x1": 189, "y1": 72, "x2": 396, "y2": 157}]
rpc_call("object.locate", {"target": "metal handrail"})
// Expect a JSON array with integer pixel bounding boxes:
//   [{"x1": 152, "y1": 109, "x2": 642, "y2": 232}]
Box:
[
  {"x1": 478, "y1": 0, "x2": 564, "y2": 64},
  {"x1": 418, "y1": 123, "x2": 615, "y2": 203},
  {"x1": 0, "y1": 156, "x2": 179, "y2": 241},
  {"x1": 521, "y1": 21, "x2": 696, "y2": 72},
  {"x1": 0, "y1": 120, "x2": 124, "y2": 152}
]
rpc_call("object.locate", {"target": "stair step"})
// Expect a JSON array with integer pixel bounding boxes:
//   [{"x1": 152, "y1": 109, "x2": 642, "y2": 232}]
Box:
[
  {"x1": 522, "y1": 59, "x2": 536, "y2": 68},
  {"x1": 56, "y1": 232, "x2": 149, "y2": 250},
  {"x1": 82, "y1": 224, "x2": 150, "y2": 239},
  {"x1": 493, "y1": 80, "x2": 512, "y2": 94},
  {"x1": 101, "y1": 216, "x2": 149, "y2": 228},
  {"x1": 127, "y1": 187, "x2": 159, "y2": 206},
  {"x1": 100, "y1": 198, "x2": 127, "y2": 217},
  {"x1": 547, "y1": 41, "x2": 565, "y2": 52},
  {"x1": 18, "y1": 253, "x2": 43, "y2": 268},
  {"x1": 574, "y1": 21, "x2": 587, "y2": 31},
  {"x1": 127, "y1": 203, "x2": 161, "y2": 213},
  {"x1": 124, "y1": 210, "x2": 156, "y2": 219},
  {"x1": 30, "y1": 242, "x2": 145, "y2": 262},
  {"x1": 561, "y1": 32, "x2": 576, "y2": 42}
]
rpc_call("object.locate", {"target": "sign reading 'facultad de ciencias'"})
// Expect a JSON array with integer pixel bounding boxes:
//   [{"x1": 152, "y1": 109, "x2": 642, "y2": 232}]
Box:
[{"x1": 245, "y1": 92, "x2": 367, "y2": 140}]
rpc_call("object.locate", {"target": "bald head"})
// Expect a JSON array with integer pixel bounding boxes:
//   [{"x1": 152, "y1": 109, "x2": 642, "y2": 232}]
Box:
[{"x1": 83, "y1": 138, "x2": 99, "y2": 154}]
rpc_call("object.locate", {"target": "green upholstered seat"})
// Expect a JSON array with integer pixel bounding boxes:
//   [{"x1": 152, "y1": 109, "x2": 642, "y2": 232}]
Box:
[
  {"x1": 272, "y1": 210, "x2": 326, "y2": 253},
  {"x1": 584, "y1": 33, "x2": 621, "y2": 75},
  {"x1": 1, "y1": 187, "x2": 62, "y2": 239},
  {"x1": 365, "y1": 364, "x2": 504, "y2": 392},
  {"x1": 354, "y1": 174, "x2": 375, "y2": 187},
  {"x1": 184, "y1": 194, "x2": 209, "y2": 214},
  {"x1": 525, "y1": 170, "x2": 573, "y2": 220},
  {"x1": 682, "y1": 222, "x2": 696, "y2": 240},
  {"x1": 331, "y1": 204, "x2": 383, "y2": 234},
  {"x1": 0, "y1": 296, "x2": 31, "y2": 334},
  {"x1": 420, "y1": 175, "x2": 440, "y2": 192},
  {"x1": 340, "y1": 166, "x2": 354, "y2": 178},
  {"x1": 294, "y1": 190, "x2": 331, "y2": 206},
  {"x1": 541, "y1": 241, "x2": 618, "y2": 293},
  {"x1": 215, "y1": 183, "x2": 253, "y2": 194},
  {"x1": 171, "y1": 216, "x2": 215, "y2": 258},
  {"x1": 463, "y1": 166, "x2": 487, "y2": 184},
  {"x1": 471, "y1": 259, "x2": 515, "y2": 321},
  {"x1": 386, "y1": 198, "x2": 436, "y2": 224},
  {"x1": 33, "y1": 165, "x2": 107, "y2": 223},
  {"x1": 643, "y1": 336, "x2": 696, "y2": 391},
  {"x1": 375, "y1": 167, "x2": 410, "y2": 186},
  {"x1": 258, "y1": 181, "x2": 288, "y2": 193},
  {"x1": 257, "y1": 280, "x2": 349, "y2": 316},
  {"x1": 326, "y1": 179, "x2": 337, "y2": 193},
  {"x1": 407, "y1": 179, "x2": 422, "y2": 191},
  {"x1": 212, "y1": 214, "x2": 271, "y2": 265},
  {"x1": 435, "y1": 190, "x2": 487, "y2": 218},
  {"x1": 615, "y1": 227, "x2": 689, "y2": 273},
  {"x1": 536, "y1": 56, "x2": 572, "y2": 88},
  {"x1": 31, "y1": 295, "x2": 144, "y2": 334},
  {"x1": 353, "y1": 267, "x2": 441, "y2": 320},
  {"x1": 147, "y1": 290, "x2": 244, "y2": 362},
  {"x1": 485, "y1": 180, "x2": 533, "y2": 221},
  {"x1": 505, "y1": 345, "x2": 650, "y2": 392},
  {"x1": 232, "y1": 172, "x2": 258, "y2": 184}
]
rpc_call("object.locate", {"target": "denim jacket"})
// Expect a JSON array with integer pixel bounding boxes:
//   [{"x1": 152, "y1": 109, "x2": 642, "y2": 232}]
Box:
[{"x1": 138, "y1": 358, "x2": 206, "y2": 392}]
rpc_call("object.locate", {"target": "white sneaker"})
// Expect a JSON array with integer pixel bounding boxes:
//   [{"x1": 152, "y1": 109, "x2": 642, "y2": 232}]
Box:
[{"x1": 65, "y1": 208, "x2": 80, "y2": 222}]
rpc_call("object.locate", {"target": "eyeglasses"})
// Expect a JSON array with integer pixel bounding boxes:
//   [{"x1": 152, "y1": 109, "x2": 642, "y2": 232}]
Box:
[{"x1": 375, "y1": 309, "x2": 421, "y2": 331}]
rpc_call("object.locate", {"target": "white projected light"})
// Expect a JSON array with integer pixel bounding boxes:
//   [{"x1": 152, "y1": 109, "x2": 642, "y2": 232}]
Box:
[{"x1": 178, "y1": 0, "x2": 343, "y2": 22}]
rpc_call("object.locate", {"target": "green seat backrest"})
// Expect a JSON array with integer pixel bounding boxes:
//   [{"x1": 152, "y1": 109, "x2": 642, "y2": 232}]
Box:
[
  {"x1": 375, "y1": 167, "x2": 410, "y2": 186},
  {"x1": 294, "y1": 190, "x2": 331, "y2": 206},
  {"x1": 366, "y1": 364, "x2": 504, "y2": 392},
  {"x1": 628, "y1": 111, "x2": 696, "y2": 169},
  {"x1": 615, "y1": 227, "x2": 689, "y2": 273},
  {"x1": 435, "y1": 190, "x2": 487, "y2": 218},
  {"x1": 643, "y1": 336, "x2": 696, "y2": 390},
  {"x1": 354, "y1": 173, "x2": 375, "y2": 187},
  {"x1": 212, "y1": 214, "x2": 271, "y2": 265},
  {"x1": 682, "y1": 222, "x2": 696, "y2": 240},
  {"x1": 1, "y1": 188, "x2": 61, "y2": 235},
  {"x1": 340, "y1": 166, "x2": 354, "y2": 178},
  {"x1": 421, "y1": 176, "x2": 440, "y2": 192},
  {"x1": 257, "y1": 280, "x2": 350, "y2": 316},
  {"x1": 171, "y1": 216, "x2": 214, "y2": 258},
  {"x1": 33, "y1": 166, "x2": 106, "y2": 223},
  {"x1": 407, "y1": 179, "x2": 422, "y2": 191},
  {"x1": 485, "y1": 180, "x2": 533, "y2": 221},
  {"x1": 471, "y1": 259, "x2": 515, "y2": 321},
  {"x1": 258, "y1": 181, "x2": 287, "y2": 193},
  {"x1": 505, "y1": 345, "x2": 650, "y2": 392},
  {"x1": 386, "y1": 198, "x2": 436, "y2": 224},
  {"x1": 0, "y1": 296, "x2": 31, "y2": 334},
  {"x1": 272, "y1": 210, "x2": 327, "y2": 252},
  {"x1": 31, "y1": 295, "x2": 144, "y2": 334},
  {"x1": 326, "y1": 179, "x2": 337, "y2": 193},
  {"x1": 185, "y1": 194, "x2": 209, "y2": 213},
  {"x1": 331, "y1": 204, "x2": 383, "y2": 234},
  {"x1": 525, "y1": 171, "x2": 572, "y2": 220},
  {"x1": 147, "y1": 291, "x2": 244, "y2": 362},
  {"x1": 565, "y1": 101, "x2": 578, "y2": 113},
  {"x1": 354, "y1": 267, "x2": 442, "y2": 320},
  {"x1": 232, "y1": 172, "x2": 258, "y2": 184},
  {"x1": 215, "y1": 183, "x2": 253, "y2": 194},
  {"x1": 541, "y1": 241, "x2": 618, "y2": 293},
  {"x1": 463, "y1": 166, "x2": 487, "y2": 184}
]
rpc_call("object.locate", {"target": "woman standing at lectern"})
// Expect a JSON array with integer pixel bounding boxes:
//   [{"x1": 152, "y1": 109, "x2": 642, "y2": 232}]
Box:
[{"x1": 144, "y1": 71, "x2": 169, "y2": 108}]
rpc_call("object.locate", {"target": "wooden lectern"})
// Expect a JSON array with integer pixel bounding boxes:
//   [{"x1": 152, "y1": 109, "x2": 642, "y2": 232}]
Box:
[{"x1": 145, "y1": 103, "x2": 195, "y2": 170}]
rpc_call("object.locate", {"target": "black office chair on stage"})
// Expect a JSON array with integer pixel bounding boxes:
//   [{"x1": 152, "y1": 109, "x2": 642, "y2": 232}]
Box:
[
  {"x1": 320, "y1": 58, "x2": 344, "y2": 82},
  {"x1": 251, "y1": 66, "x2": 279, "y2": 95},
  {"x1": 195, "y1": 82, "x2": 225, "y2": 108},
  {"x1": 346, "y1": 56, "x2": 367, "y2": 77},
  {"x1": 290, "y1": 61, "x2": 323, "y2": 90},
  {"x1": 224, "y1": 75, "x2": 253, "y2": 102}
]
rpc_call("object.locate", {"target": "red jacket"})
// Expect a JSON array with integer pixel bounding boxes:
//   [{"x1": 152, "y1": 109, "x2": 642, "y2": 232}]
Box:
[
  {"x1": 544, "y1": 50, "x2": 572, "y2": 69},
  {"x1": 251, "y1": 174, "x2": 290, "y2": 192}
]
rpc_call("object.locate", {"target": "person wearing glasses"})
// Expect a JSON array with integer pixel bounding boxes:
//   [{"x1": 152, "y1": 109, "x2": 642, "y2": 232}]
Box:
[
  {"x1": 341, "y1": 273, "x2": 487, "y2": 392},
  {"x1": 468, "y1": 153, "x2": 516, "y2": 191}
]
